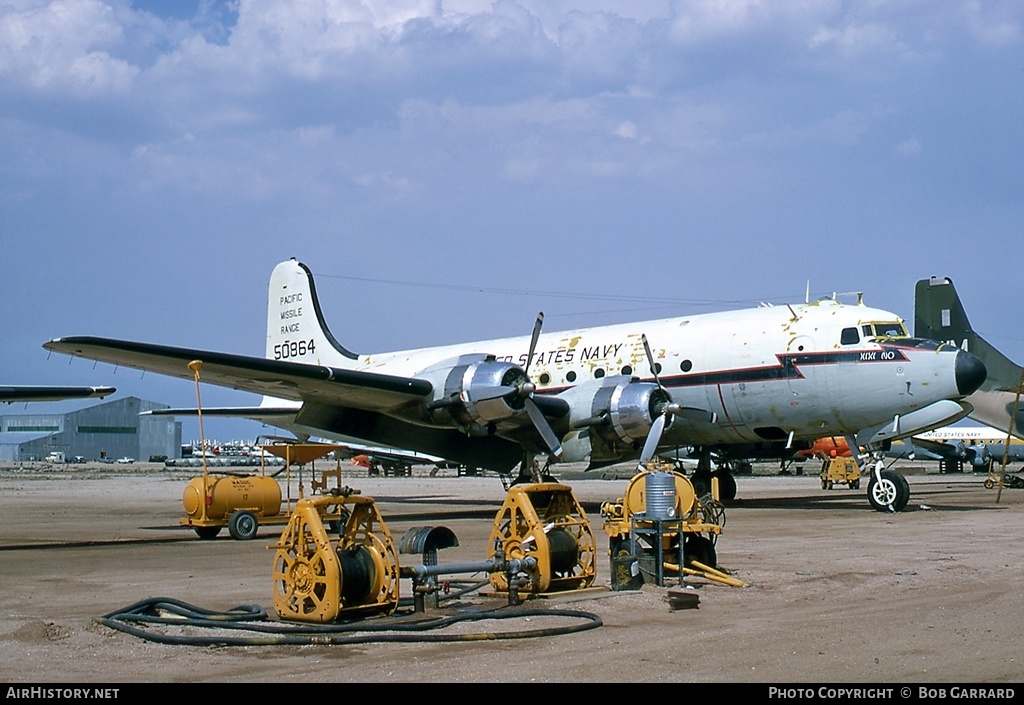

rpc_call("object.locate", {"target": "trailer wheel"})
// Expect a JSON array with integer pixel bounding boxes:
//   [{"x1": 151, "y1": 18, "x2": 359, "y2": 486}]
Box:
[
  {"x1": 228, "y1": 510, "x2": 259, "y2": 540},
  {"x1": 685, "y1": 534, "x2": 717, "y2": 569},
  {"x1": 867, "y1": 470, "x2": 909, "y2": 512},
  {"x1": 194, "y1": 526, "x2": 221, "y2": 540}
]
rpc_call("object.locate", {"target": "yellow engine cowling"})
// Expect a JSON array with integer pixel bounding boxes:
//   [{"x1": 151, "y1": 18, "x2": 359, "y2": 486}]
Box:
[
  {"x1": 272, "y1": 491, "x2": 400, "y2": 623},
  {"x1": 488, "y1": 482, "x2": 596, "y2": 596},
  {"x1": 182, "y1": 475, "x2": 282, "y2": 520}
]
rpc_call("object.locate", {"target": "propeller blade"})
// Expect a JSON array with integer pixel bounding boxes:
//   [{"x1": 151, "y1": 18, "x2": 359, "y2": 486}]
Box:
[
  {"x1": 642, "y1": 334, "x2": 664, "y2": 389},
  {"x1": 525, "y1": 397, "x2": 563, "y2": 458},
  {"x1": 524, "y1": 312, "x2": 544, "y2": 375},
  {"x1": 639, "y1": 413, "x2": 668, "y2": 466}
]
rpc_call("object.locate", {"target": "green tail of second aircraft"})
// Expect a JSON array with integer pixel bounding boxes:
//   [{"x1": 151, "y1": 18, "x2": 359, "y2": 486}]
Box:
[{"x1": 915, "y1": 276, "x2": 1024, "y2": 438}]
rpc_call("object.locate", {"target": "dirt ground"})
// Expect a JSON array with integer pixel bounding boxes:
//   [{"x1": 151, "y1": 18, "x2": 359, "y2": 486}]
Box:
[{"x1": 1, "y1": 460, "x2": 1021, "y2": 685}]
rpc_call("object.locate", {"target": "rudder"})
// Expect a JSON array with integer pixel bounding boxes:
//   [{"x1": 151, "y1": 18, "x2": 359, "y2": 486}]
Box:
[
  {"x1": 266, "y1": 258, "x2": 358, "y2": 366},
  {"x1": 914, "y1": 276, "x2": 1019, "y2": 386}
]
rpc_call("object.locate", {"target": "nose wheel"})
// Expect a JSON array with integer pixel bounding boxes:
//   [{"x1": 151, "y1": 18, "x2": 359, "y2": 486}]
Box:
[{"x1": 867, "y1": 467, "x2": 910, "y2": 512}]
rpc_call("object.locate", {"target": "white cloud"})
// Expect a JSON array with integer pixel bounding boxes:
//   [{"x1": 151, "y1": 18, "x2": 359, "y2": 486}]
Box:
[{"x1": 0, "y1": 0, "x2": 138, "y2": 94}]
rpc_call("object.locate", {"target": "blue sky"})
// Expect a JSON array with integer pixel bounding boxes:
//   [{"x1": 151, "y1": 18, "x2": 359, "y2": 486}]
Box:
[{"x1": 2, "y1": 1, "x2": 1022, "y2": 443}]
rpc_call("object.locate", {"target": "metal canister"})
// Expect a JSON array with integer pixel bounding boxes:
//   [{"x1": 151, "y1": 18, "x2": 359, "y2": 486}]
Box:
[{"x1": 644, "y1": 471, "x2": 677, "y2": 519}]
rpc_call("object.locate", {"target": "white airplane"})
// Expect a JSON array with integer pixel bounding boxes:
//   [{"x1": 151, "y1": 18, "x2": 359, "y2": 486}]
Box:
[
  {"x1": 0, "y1": 386, "x2": 115, "y2": 403},
  {"x1": 43, "y1": 258, "x2": 987, "y2": 512}
]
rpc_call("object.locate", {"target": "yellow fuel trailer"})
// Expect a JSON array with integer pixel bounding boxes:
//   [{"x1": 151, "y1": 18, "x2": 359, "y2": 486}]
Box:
[{"x1": 180, "y1": 442, "x2": 346, "y2": 540}]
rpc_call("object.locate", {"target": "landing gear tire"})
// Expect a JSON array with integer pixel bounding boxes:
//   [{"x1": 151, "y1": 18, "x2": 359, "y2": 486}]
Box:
[
  {"x1": 711, "y1": 469, "x2": 737, "y2": 503},
  {"x1": 867, "y1": 470, "x2": 910, "y2": 512},
  {"x1": 228, "y1": 510, "x2": 259, "y2": 540},
  {"x1": 984, "y1": 478, "x2": 995, "y2": 489},
  {"x1": 690, "y1": 471, "x2": 712, "y2": 498},
  {"x1": 193, "y1": 526, "x2": 221, "y2": 540}
]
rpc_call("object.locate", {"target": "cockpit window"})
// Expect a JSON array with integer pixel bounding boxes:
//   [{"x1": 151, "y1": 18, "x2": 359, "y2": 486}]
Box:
[
  {"x1": 840, "y1": 327, "x2": 860, "y2": 345},
  {"x1": 861, "y1": 321, "x2": 909, "y2": 339}
]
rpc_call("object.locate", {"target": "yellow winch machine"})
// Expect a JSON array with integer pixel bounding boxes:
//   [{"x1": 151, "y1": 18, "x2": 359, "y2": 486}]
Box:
[{"x1": 272, "y1": 479, "x2": 598, "y2": 623}]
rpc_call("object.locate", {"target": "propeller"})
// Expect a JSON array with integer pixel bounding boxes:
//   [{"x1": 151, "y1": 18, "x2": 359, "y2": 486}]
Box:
[
  {"x1": 464, "y1": 313, "x2": 562, "y2": 458},
  {"x1": 520, "y1": 313, "x2": 563, "y2": 458},
  {"x1": 637, "y1": 334, "x2": 717, "y2": 467}
]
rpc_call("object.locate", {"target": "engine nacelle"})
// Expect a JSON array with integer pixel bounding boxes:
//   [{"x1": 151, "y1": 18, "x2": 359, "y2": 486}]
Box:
[
  {"x1": 417, "y1": 354, "x2": 529, "y2": 429},
  {"x1": 556, "y1": 376, "x2": 672, "y2": 463}
]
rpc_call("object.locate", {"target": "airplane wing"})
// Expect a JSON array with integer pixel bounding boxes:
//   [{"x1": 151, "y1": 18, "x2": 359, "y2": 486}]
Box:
[
  {"x1": 44, "y1": 336, "x2": 528, "y2": 472},
  {"x1": 43, "y1": 337, "x2": 432, "y2": 413},
  {"x1": 0, "y1": 385, "x2": 116, "y2": 403}
]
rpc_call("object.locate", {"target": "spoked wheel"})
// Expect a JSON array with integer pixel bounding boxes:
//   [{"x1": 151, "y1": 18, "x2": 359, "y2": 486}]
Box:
[
  {"x1": 867, "y1": 469, "x2": 910, "y2": 512},
  {"x1": 228, "y1": 510, "x2": 259, "y2": 540}
]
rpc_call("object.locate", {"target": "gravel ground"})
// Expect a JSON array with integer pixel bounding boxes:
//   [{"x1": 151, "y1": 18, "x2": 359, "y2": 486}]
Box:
[{"x1": 0, "y1": 460, "x2": 1021, "y2": 685}]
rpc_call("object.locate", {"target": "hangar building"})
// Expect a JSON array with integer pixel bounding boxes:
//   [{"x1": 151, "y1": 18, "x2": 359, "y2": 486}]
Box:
[{"x1": 0, "y1": 396, "x2": 181, "y2": 462}]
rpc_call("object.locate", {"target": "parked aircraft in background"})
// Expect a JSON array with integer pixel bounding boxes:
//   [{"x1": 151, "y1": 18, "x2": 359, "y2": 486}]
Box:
[
  {"x1": 915, "y1": 276, "x2": 1024, "y2": 440},
  {"x1": 799, "y1": 424, "x2": 1024, "y2": 473},
  {"x1": 0, "y1": 386, "x2": 115, "y2": 403},
  {"x1": 43, "y1": 258, "x2": 986, "y2": 512},
  {"x1": 903, "y1": 424, "x2": 1024, "y2": 471}
]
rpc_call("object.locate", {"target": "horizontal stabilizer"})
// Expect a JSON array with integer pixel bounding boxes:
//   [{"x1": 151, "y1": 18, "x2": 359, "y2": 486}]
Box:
[
  {"x1": 0, "y1": 385, "x2": 116, "y2": 403},
  {"x1": 143, "y1": 407, "x2": 298, "y2": 418}
]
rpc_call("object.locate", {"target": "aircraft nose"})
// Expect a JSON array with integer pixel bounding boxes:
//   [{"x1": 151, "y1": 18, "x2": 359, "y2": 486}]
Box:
[{"x1": 955, "y1": 349, "x2": 987, "y2": 396}]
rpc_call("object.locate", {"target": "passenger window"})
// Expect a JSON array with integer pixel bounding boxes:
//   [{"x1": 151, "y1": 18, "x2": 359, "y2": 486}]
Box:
[{"x1": 841, "y1": 327, "x2": 860, "y2": 345}]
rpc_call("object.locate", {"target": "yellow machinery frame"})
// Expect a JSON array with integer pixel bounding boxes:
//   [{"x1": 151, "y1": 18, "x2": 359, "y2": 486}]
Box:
[
  {"x1": 272, "y1": 490, "x2": 400, "y2": 623},
  {"x1": 488, "y1": 482, "x2": 596, "y2": 595},
  {"x1": 600, "y1": 463, "x2": 731, "y2": 587}
]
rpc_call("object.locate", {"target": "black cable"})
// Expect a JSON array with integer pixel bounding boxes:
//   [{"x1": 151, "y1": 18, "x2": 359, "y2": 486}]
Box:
[{"x1": 96, "y1": 597, "x2": 603, "y2": 646}]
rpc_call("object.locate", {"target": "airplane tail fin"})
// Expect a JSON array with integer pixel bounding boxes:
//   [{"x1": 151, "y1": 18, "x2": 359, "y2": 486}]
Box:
[
  {"x1": 265, "y1": 258, "x2": 359, "y2": 368},
  {"x1": 914, "y1": 276, "x2": 1020, "y2": 390},
  {"x1": 915, "y1": 276, "x2": 1024, "y2": 437}
]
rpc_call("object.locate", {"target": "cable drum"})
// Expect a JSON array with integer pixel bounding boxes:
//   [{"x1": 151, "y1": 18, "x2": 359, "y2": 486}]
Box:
[
  {"x1": 546, "y1": 528, "x2": 580, "y2": 574},
  {"x1": 644, "y1": 471, "x2": 677, "y2": 519},
  {"x1": 338, "y1": 545, "x2": 376, "y2": 604}
]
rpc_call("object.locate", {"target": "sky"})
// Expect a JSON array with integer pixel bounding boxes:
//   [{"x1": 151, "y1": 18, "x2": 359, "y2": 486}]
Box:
[{"x1": 2, "y1": 0, "x2": 1023, "y2": 444}]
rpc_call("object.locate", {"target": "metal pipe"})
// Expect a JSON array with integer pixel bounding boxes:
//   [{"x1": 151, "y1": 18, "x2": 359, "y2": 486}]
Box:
[{"x1": 401, "y1": 556, "x2": 537, "y2": 580}]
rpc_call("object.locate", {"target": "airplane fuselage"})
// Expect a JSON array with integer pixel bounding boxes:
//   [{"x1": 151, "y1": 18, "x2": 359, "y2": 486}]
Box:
[
  {"x1": 43, "y1": 259, "x2": 986, "y2": 476},
  {"x1": 267, "y1": 266, "x2": 978, "y2": 464}
]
